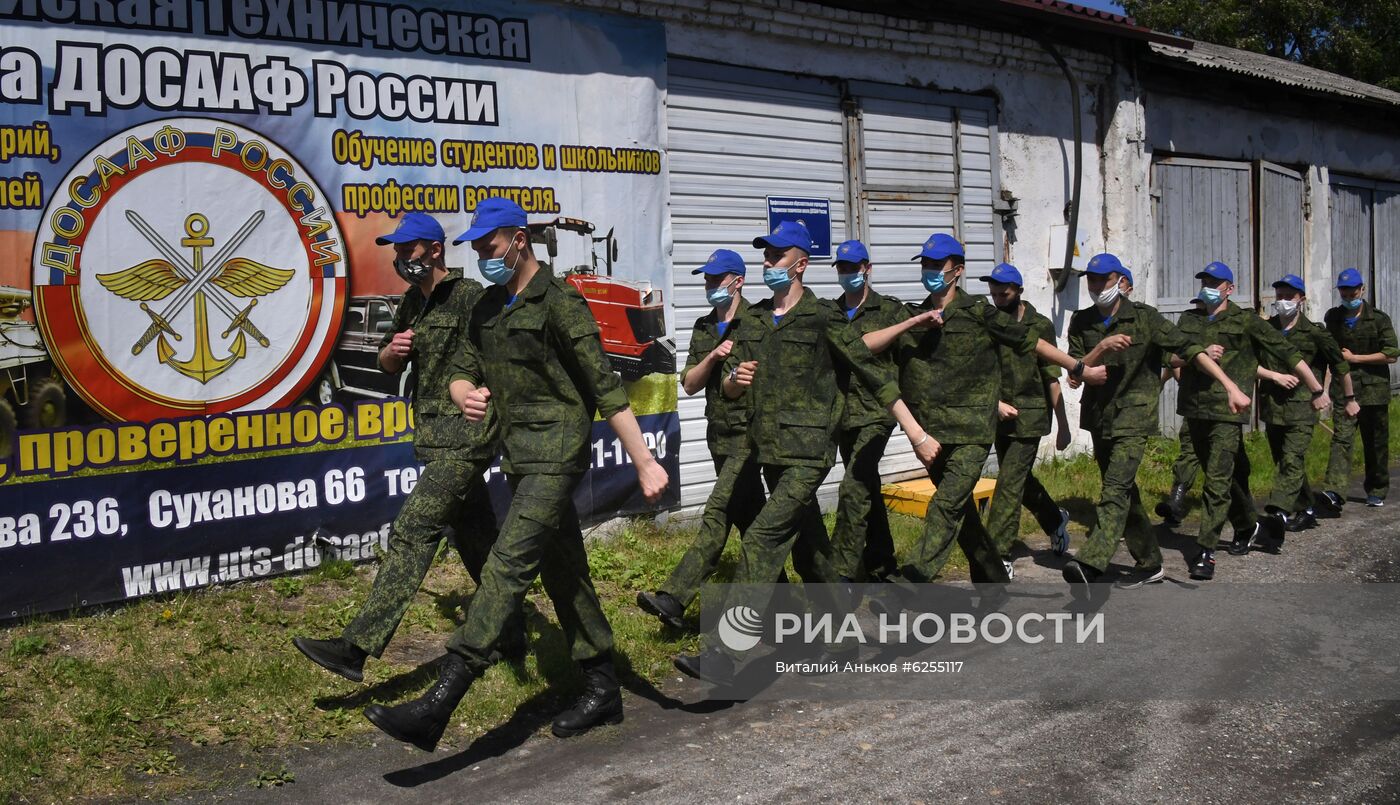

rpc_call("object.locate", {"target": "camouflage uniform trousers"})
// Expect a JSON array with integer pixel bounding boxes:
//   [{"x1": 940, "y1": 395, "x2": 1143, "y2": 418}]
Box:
[
  {"x1": 661, "y1": 450, "x2": 765, "y2": 609},
  {"x1": 707, "y1": 464, "x2": 844, "y2": 658},
  {"x1": 1266, "y1": 423, "x2": 1315, "y2": 515},
  {"x1": 1170, "y1": 419, "x2": 1201, "y2": 489},
  {"x1": 830, "y1": 422, "x2": 897, "y2": 581},
  {"x1": 446, "y1": 473, "x2": 612, "y2": 675},
  {"x1": 987, "y1": 424, "x2": 1064, "y2": 559},
  {"x1": 343, "y1": 458, "x2": 499, "y2": 657},
  {"x1": 736, "y1": 464, "x2": 839, "y2": 587},
  {"x1": 903, "y1": 443, "x2": 1009, "y2": 584},
  {"x1": 1074, "y1": 434, "x2": 1162, "y2": 574},
  {"x1": 1188, "y1": 419, "x2": 1257, "y2": 551},
  {"x1": 1325, "y1": 405, "x2": 1391, "y2": 501}
]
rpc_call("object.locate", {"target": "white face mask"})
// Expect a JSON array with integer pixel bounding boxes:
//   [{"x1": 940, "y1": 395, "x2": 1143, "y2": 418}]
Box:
[
  {"x1": 1272, "y1": 299, "x2": 1299, "y2": 319},
  {"x1": 1093, "y1": 284, "x2": 1121, "y2": 310}
]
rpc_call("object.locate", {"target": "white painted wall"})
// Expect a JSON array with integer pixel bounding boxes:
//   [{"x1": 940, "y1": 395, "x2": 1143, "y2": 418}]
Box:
[{"x1": 542, "y1": 0, "x2": 1400, "y2": 511}]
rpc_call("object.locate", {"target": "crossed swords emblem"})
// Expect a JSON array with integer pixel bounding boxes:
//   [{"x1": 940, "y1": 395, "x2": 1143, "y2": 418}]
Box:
[{"x1": 96, "y1": 210, "x2": 295, "y2": 384}]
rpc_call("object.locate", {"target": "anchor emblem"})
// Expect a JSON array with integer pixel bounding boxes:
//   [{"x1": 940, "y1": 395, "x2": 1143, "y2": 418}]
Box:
[{"x1": 96, "y1": 211, "x2": 295, "y2": 384}]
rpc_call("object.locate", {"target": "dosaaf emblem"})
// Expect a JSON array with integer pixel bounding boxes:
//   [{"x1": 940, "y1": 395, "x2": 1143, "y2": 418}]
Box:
[{"x1": 32, "y1": 118, "x2": 346, "y2": 421}]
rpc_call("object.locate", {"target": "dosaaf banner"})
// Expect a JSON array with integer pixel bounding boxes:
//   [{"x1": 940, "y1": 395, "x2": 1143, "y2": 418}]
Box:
[{"x1": 0, "y1": 0, "x2": 679, "y2": 617}]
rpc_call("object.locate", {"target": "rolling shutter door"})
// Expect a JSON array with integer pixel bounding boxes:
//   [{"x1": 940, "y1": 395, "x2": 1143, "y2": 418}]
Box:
[{"x1": 666, "y1": 61, "x2": 848, "y2": 507}]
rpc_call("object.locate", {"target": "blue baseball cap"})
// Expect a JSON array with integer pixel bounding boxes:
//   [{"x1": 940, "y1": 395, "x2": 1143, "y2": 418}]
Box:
[
  {"x1": 1120, "y1": 266, "x2": 1134, "y2": 287},
  {"x1": 453, "y1": 197, "x2": 528, "y2": 245},
  {"x1": 1196, "y1": 261, "x2": 1234, "y2": 283},
  {"x1": 1084, "y1": 253, "x2": 1125, "y2": 276},
  {"x1": 753, "y1": 220, "x2": 812, "y2": 253},
  {"x1": 1337, "y1": 267, "x2": 1365, "y2": 288},
  {"x1": 977, "y1": 262, "x2": 1023, "y2": 287},
  {"x1": 693, "y1": 248, "x2": 746, "y2": 277},
  {"x1": 913, "y1": 233, "x2": 964, "y2": 262},
  {"x1": 376, "y1": 212, "x2": 445, "y2": 245},
  {"x1": 1272, "y1": 274, "x2": 1306, "y2": 293},
  {"x1": 833, "y1": 240, "x2": 870, "y2": 266}
]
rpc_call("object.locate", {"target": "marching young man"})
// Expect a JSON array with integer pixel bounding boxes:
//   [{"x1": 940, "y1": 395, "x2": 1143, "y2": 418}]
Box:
[
  {"x1": 862, "y1": 235, "x2": 1106, "y2": 586},
  {"x1": 292, "y1": 213, "x2": 519, "y2": 682},
  {"x1": 638, "y1": 249, "x2": 763, "y2": 628},
  {"x1": 1249, "y1": 274, "x2": 1357, "y2": 546},
  {"x1": 363, "y1": 199, "x2": 668, "y2": 748},
  {"x1": 978, "y1": 262, "x2": 1073, "y2": 577},
  {"x1": 829, "y1": 239, "x2": 910, "y2": 582},
  {"x1": 1322, "y1": 268, "x2": 1399, "y2": 510}
]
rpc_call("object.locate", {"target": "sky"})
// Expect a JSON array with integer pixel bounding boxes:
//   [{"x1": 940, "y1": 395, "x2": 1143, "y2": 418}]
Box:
[{"x1": 1072, "y1": 0, "x2": 1128, "y2": 15}]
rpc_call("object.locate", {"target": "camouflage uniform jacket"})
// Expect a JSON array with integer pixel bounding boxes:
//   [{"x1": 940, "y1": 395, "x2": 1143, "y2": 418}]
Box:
[
  {"x1": 1068, "y1": 300, "x2": 1201, "y2": 438},
  {"x1": 380, "y1": 269, "x2": 498, "y2": 462},
  {"x1": 450, "y1": 267, "x2": 630, "y2": 475},
  {"x1": 831, "y1": 288, "x2": 911, "y2": 429},
  {"x1": 893, "y1": 286, "x2": 1036, "y2": 446},
  {"x1": 1259, "y1": 315, "x2": 1349, "y2": 426},
  {"x1": 683, "y1": 298, "x2": 754, "y2": 458},
  {"x1": 724, "y1": 288, "x2": 899, "y2": 469},
  {"x1": 1323, "y1": 302, "x2": 1400, "y2": 407},
  {"x1": 1177, "y1": 300, "x2": 1301, "y2": 424},
  {"x1": 996, "y1": 299, "x2": 1061, "y2": 439}
]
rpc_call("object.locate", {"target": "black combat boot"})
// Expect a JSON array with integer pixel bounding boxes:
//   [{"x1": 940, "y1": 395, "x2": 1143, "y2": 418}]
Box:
[
  {"x1": 674, "y1": 646, "x2": 737, "y2": 686},
  {"x1": 292, "y1": 635, "x2": 368, "y2": 683},
  {"x1": 636, "y1": 590, "x2": 687, "y2": 630},
  {"x1": 1155, "y1": 483, "x2": 1188, "y2": 526},
  {"x1": 1286, "y1": 508, "x2": 1317, "y2": 532},
  {"x1": 363, "y1": 653, "x2": 474, "y2": 751},
  {"x1": 551, "y1": 656, "x2": 623, "y2": 737}
]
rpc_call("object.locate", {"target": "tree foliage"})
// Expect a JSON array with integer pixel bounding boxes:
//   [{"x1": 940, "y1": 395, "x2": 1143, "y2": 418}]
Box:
[{"x1": 1123, "y1": 0, "x2": 1400, "y2": 91}]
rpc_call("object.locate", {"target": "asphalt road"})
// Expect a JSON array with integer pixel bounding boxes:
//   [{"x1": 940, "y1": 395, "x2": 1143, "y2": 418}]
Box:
[{"x1": 186, "y1": 471, "x2": 1400, "y2": 805}]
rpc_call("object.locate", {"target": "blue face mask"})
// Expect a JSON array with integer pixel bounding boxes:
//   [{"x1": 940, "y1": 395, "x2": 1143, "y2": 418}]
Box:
[
  {"x1": 763, "y1": 265, "x2": 793, "y2": 292},
  {"x1": 838, "y1": 271, "x2": 867, "y2": 293},
  {"x1": 706, "y1": 282, "x2": 734, "y2": 308},
  {"x1": 922, "y1": 269, "x2": 949, "y2": 294},
  {"x1": 479, "y1": 257, "x2": 514, "y2": 286},
  {"x1": 479, "y1": 236, "x2": 523, "y2": 285},
  {"x1": 1198, "y1": 286, "x2": 1223, "y2": 306},
  {"x1": 1343, "y1": 296, "x2": 1363, "y2": 311}
]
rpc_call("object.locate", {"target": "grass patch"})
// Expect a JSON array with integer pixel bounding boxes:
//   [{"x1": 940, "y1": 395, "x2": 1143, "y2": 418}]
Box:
[{"x1": 2, "y1": 401, "x2": 1396, "y2": 802}]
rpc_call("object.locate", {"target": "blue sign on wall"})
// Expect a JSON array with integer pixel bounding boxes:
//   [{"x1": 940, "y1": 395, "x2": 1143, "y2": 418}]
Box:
[{"x1": 766, "y1": 196, "x2": 832, "y2": 258}]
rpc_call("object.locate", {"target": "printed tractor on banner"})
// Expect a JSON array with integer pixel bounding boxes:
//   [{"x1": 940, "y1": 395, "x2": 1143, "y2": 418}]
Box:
[
  {"x1": 530, "y1": 217, "x2": 676, "y2": 381},
  {"x1": 0, "y1": 287, "x2": 68, "y2": 454}
]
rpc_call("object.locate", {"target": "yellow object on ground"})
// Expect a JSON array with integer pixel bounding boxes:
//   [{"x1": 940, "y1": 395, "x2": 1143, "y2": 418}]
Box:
[{"x1": 881, "y1": 477, "x2": 997, "y2": 517}]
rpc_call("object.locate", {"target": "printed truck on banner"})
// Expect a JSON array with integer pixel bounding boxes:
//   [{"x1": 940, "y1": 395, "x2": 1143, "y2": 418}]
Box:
[{"x1": 0, "y1": 286, "x2": 68, "y2": 454}]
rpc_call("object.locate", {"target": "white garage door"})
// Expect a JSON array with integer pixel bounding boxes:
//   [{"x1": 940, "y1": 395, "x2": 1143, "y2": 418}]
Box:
[{"x1": 666, "y1": 59, "x2": 1002, "y2": 508}]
